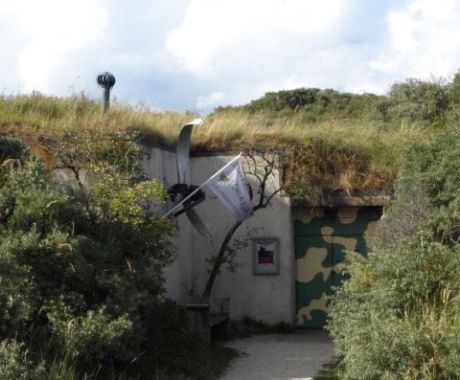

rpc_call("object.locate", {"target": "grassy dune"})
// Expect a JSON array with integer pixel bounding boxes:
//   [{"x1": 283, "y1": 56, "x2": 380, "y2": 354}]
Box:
[
  {"x1": 0, "y1": 91, "x2": 441, "y2": 201},
  {"x1": 0, "y1": 92, "x2": 191, "y2": 142}
]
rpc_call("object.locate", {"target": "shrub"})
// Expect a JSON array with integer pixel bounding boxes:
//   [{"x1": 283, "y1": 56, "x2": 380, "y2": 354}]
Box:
[
  {"x1": 243, "y1": 88, "x2": 380, "y2": 122},
  {"x1": 370, "y1": 78, "x2": 449, "y2": 126},
  {"x1": 0, "y1": 339, "x2": 45, "y2": 380},
  {"x1": 328, "y1": 127, "x2": 460, "y2": 379},
  {"x1": 47, "y1": 303, "x2": 132, "y2": 364},
  {"x1": 0, "y1": 136, "x2": 202, "y2": 377}
]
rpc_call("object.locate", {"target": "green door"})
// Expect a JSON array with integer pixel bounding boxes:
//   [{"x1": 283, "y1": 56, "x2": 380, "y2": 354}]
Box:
[{"x1": 294, "y1": 207, "x2": 381, "y2": 328}]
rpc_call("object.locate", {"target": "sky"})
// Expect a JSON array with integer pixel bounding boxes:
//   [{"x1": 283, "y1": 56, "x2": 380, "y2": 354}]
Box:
[{"x1": 1, "y1": 0, "x2": 460, "y2": 113}]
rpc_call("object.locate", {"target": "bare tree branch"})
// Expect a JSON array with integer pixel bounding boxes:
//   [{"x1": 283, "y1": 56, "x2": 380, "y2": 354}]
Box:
[{"x1": 201, "y1": 150, "x2": 284, "y2": 297}]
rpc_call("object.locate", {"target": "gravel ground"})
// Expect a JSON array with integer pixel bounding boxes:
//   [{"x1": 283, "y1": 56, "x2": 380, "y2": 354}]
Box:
[{"x1": 219, "y1": 330, "x2": 334, "y2": 380}]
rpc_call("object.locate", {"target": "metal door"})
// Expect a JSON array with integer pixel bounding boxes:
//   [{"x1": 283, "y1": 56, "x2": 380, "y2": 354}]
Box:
[{"x1": 294, "y1": 207, "x2": 381, "y2": 328}]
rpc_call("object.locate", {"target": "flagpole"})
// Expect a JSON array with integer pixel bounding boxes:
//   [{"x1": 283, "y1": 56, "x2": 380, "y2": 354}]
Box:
[{"x1": 163, "y1": 153, "x2": 242, "y2": 218}]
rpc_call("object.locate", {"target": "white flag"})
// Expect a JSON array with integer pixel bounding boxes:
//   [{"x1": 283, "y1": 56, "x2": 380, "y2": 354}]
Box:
[{"x1": 207, "y1": 157, "x2": 254, "y2": 221}]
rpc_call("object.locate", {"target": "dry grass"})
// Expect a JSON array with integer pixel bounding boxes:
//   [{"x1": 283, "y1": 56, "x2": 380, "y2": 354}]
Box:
[
  {"x1": 196, "y1": 109, "x2": 434, "y2": 200},
  {"x1": 0, "y1": 93, "x2": 193, "y2": 143},
  {"x1": 0, "y1": 93, "x2": 438, "y2": 200}
]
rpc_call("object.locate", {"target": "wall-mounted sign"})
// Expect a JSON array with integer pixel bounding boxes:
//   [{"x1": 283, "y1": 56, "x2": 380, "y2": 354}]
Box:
[{"x1": 252, "y1": 237, "x2": 280, "y2": 275}]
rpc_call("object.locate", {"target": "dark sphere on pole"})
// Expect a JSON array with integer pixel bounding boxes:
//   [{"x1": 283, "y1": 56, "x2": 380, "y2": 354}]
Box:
[
  {"x1": 97, "y1": 72, "x2": 116, "y2": 113},
  {"x1": 97, "y1": 72, "x2": 116, "y2": 89}
]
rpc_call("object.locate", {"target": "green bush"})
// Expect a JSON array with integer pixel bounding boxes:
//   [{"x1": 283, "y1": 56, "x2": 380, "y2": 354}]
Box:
[
  {"x1": 369, "y1": 79, "x2": 450, "y2": 126},
  {"x1": 328, "y1": 128, "x2": 460, "y2": 379},
  {"x1": 233, "y1": 73, "x2": 460, "y2": 128},
  {"x1": 0, "y1": 339, "x2": 45, "y2": 380},
  {"x1": 0, "y1": 136, "x2": 205, "y2": 378},
  {"x1": 242, "y1": 88, "x2": 381, "y2": 122}
]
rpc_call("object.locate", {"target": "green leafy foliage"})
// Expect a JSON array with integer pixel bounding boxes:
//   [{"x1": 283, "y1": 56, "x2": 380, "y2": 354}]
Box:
[
  {"x1": 234, "y1": 76, "x2": 459, "y2": 128},
  {"x1": 328, "y1": 128, "x2": 460, "y2": 379},
  {"x1": 370, "y1": 79, "x2": 450, "y2": 125},
  {"x1": 240, "y1": 88, "x2": 381, "y2": 122},
  {"x1": 47, "y1": 303, "x2": 132, "y2": 364},
  {"x1": 0, "y1": 339, "x2": 45, "y2": 380},
  {"x1": 0, "y1": 136, "x2": 218, "y2": 379}
]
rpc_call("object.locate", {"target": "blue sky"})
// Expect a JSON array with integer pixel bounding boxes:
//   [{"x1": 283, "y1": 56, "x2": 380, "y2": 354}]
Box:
[{"x1": 1, "y1": 0, "x2": 459, "y2": 112}]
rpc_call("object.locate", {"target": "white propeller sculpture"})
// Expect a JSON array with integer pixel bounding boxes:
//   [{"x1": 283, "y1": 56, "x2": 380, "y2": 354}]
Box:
[{"x1": 166, "y1": 119, "x2": 213, "y2": 241}]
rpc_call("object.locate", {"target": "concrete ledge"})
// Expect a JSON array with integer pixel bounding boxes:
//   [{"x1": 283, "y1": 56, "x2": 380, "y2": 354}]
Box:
[
  {"x1": 186, "y1": 297, "x2": 230, "y2": 340},
  {"x1": 293, "y1": 194, "x2": 392, "y2": 207}
]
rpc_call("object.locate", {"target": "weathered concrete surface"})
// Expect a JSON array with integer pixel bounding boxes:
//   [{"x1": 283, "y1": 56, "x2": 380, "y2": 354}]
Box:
[
  {"x1": 220, "y1": 330, "x2": 334, "y2": 380},
  {"x1": 143, "y1": 147, "x2": 295, "y2": 324}
]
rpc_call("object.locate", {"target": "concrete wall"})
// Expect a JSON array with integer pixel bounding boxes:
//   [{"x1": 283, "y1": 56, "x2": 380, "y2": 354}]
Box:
[
  {"x1": 143, "y1": 146, "x2": 295, "y2": 324},
  {"x1": 142, "y1": 147, "x2": 194, "y2": 302}
]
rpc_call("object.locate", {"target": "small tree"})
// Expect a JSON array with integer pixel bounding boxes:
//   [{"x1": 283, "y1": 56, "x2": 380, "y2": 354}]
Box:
[{"x1": 202, "y1": 150, "x2": 283, "y2": 298}]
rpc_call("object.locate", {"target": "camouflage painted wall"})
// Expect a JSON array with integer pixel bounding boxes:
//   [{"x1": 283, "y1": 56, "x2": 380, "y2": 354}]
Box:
[{"x1": 294, "y1": 207, "x2": 382, "y2": 328}]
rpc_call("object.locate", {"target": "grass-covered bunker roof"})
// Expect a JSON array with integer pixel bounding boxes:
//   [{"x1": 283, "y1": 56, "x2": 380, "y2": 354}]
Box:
[{"x1": 2, "y1": 74, "x2": 458, "y2": 203}]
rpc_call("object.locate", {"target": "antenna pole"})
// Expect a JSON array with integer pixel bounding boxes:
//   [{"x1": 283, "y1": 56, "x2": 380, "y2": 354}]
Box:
[{"x1": 96, "y1": 72, "x2": 116, "y2": 113}]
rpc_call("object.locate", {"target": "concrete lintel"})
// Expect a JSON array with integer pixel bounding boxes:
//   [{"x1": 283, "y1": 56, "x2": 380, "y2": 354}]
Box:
[{"x1": 293, "y1": 194, "x2": 393, "y2": 207}]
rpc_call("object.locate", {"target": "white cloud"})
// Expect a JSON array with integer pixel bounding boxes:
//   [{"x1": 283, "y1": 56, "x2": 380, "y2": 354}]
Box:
[
  {"x1": 2, "y1": 0, "x2": 460, "y2": 111},
  {"x1": 371, "y1": 0, "x2": 460, "y2": 81},
  {"x1": 4, "y1": 0, "x2": 109, "y2": 93},
  {"x1": 196, "y1": 91, "x2": 226, "y2": 109},
  {"x1": 0, "y1": 0, "x2": 193, "y2": 108},
  {"x1": 166, "y1": 0, "x2": 402, "y2": 107},
  {"x1": 166, "y1": 0, "x2": 460, "y2": 109},
  {"x1": 166, "y1": 0, "x2": 347, "y2": 77}
]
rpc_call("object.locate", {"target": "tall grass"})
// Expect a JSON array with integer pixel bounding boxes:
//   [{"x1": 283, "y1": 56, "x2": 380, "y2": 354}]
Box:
[
  {"x1": 0, "y1": 92, "x2": 192, "y2": 144},
  {"x1": 200, "y1": 108, "x2": 435, "y2": 198},
  {"x1": 0, "y1": 92, "x2": 434, "y2": 148},
  {"x1": 0, "y1": 92, "x2": 440, "y2": 198}
]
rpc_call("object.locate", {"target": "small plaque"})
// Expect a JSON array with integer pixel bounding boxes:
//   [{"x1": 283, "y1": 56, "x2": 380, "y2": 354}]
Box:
[{"x1": 253, "y1": 237, "x2": 280, "y2": 275}]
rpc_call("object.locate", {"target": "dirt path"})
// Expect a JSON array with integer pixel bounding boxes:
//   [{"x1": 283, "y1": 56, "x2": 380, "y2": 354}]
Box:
[{"x1": 219, "y1": 330, "x2": 334, "y2": 380}]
